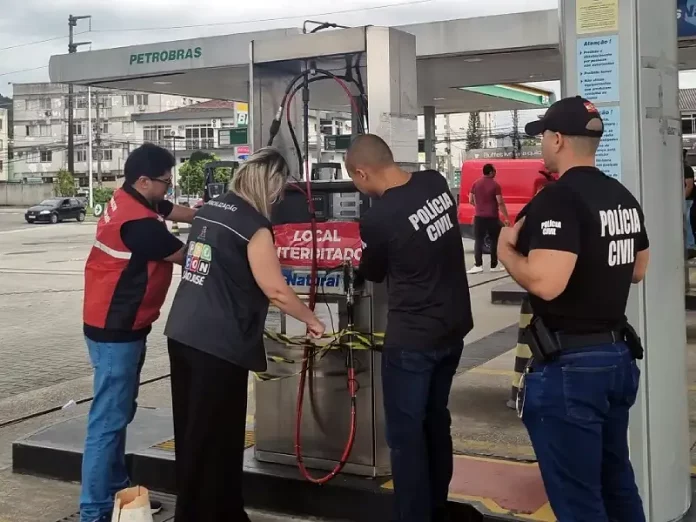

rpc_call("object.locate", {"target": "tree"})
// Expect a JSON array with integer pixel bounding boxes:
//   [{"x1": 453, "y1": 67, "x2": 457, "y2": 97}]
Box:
[
  {"x1": 0, "y1": 94, "x2": 13, "y2": 139},
  {"x1": 54, "y1": 169, "x2": 76, "y2": 197},
  {"x1": 93, "y1": 187, "x2": 114, "y2": 205},
  {"x1": 466, "y1": 111, "x2": 483, "y2": 150},
  {"x1": 178, "y1": 153, "x2": 233, "y2": 196},
  {"x1": 179, "y1": 159, "x2": 206, "y2": 196}
]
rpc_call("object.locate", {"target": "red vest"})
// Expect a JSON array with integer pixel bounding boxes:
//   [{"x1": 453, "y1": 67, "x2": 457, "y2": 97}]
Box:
[{"x1": 83, "y1": 189, "x2": 173, "y2": 331}]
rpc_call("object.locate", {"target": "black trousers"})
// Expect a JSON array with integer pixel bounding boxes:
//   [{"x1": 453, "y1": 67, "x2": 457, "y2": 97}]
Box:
[
  {"x1": 473, "y1": 216, "x2": 502, "y2": 268},
  {"x1": 167, "y1": 338, "x2": 251, "y2": 522}
]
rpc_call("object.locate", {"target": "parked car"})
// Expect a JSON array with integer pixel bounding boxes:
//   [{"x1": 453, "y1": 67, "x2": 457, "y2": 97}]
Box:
[{"x1": 25, "y1": 197, "x2": 86, "y2": 224}]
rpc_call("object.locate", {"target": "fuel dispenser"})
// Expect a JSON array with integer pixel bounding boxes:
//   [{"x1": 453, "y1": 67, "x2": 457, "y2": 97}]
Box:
[
  {"x1": 248, "y1": 24, "x2": 418, "y2": 482},
  {"x1": 203, "y1": 161, "x2": 239, "y2": 202}
]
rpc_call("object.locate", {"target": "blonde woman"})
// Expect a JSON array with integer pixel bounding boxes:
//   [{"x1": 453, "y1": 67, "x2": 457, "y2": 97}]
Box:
[{"x1": 164, "y1": 147, "x2": 325, "y2": 522}]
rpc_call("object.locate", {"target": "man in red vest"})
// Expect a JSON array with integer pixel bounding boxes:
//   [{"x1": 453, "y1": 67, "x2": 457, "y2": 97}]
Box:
[{"x1": 80, "y1": 143, "x2": 195, "y2": 522}]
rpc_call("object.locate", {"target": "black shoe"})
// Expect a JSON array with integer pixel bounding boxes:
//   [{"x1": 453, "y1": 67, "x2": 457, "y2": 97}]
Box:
[{"x1": 150, "y1": 499, "x2": 163, "y2": 515}]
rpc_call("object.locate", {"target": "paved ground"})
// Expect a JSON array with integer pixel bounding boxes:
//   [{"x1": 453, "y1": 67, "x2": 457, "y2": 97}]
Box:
[{"x1": 7, "y1": 207, "x2": 694, "y2": 520}]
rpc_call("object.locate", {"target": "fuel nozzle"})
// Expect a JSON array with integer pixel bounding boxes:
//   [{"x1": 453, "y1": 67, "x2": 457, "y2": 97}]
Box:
[{"x1": 343, "y1": 259, "x2": 354, "y2": 306}]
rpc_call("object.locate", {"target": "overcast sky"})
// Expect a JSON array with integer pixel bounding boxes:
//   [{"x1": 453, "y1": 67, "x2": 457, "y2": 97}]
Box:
[{"x1": 0, "y1": 0, "x2": 694, "y2": 99}]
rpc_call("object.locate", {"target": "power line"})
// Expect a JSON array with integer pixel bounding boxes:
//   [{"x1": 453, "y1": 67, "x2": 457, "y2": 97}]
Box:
[
  {"x1": 0, "y1": 65, "x2": 48, "y2": 78},
  {"x1": 0, "y1": 1, "x2": 432, "y2": 80},
  {"x1": 0, "y1": 32, "x2": 89, "y2": 53},
  {"x1": 89, "y1": 1, "x2": 433, "y2": 33}
]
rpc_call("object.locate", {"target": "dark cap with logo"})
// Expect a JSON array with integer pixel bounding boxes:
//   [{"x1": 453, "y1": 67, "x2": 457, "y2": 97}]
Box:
[{"x1": 525, "y1": 96, "x2": 604, "y2": 138}]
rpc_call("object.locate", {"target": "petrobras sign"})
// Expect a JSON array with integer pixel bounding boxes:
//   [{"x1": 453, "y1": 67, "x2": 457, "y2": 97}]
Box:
[
  {"x1": 281, "y1": 268, "x2": 345, "y2": 295},
  {"x1": 273, "y1": 221, "x2": 362, "y2": 270}
]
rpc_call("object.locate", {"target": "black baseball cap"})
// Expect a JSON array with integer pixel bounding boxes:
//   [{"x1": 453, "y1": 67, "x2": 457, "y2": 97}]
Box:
[{"x1": 525, "y1": 96, "x2": 604, "y2": 138}]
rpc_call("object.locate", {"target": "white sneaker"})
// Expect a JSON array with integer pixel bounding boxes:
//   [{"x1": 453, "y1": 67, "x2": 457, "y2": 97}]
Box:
[
  {"x1": 467, "y1": 266, "x2": 484, "y2": 274},
  {"x1": 490, "y1": 266, "x2": 506, "y2": 272}
]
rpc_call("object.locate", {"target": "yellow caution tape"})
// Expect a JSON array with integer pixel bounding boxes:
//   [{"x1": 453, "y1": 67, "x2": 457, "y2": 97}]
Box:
[{"x1": 254, "y1": 329, "x2": 385, "y2": 382}]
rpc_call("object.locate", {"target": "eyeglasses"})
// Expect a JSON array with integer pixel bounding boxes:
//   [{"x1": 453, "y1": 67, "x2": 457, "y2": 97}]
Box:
[{"x1": 150, "y1": 177, "x2": 172, "y2": 187}]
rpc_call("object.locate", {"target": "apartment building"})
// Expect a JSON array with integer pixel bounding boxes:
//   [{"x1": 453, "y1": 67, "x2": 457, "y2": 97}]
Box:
[
  {"x1": 11, "y1": 83, "x2": 200, "y2": 186},
  {"x1": 134, "y1": 100, "x2": 353, "y2": 182},
  {"x1": 0, "y1": 108, "x2": 7, "y2": 182}
]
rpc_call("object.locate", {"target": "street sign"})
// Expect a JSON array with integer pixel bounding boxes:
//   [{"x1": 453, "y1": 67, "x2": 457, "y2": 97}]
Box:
[
  {"x1": 219, "y1": 127, "x2": 248, "y2": 146},
  {"x1": 93, "y1": 203, "x2": 104, "y2": 217}
]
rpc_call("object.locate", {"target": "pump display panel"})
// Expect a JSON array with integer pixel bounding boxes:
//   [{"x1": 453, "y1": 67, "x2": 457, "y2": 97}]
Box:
[{"x1": 271, "y1": 181, "x2": 370, "y2": 224}]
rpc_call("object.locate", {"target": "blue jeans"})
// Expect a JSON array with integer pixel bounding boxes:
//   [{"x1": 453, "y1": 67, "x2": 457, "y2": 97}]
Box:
[
  {"x1": 522, "y1": 343, "x2": 645, "y2": 522},
  {"x1": 80, "y1": 338, "x2": 146, "y2": 522},
  {"x1": 381, "y1": 339, "x2": 464, "y2": 522},
  {"x1": 685, "y1": 200, "x2": 695, "y2": 249}
]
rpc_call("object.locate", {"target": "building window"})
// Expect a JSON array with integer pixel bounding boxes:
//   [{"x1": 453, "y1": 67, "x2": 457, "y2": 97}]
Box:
[
  {"x1": 40, "y1": 125, "x2": 51, "y2": 137},
  {"x1": 0, "y1": 139, "x2": 2, "y2": 150},
  {"x1": 102, "y1": 149, "x2": 113, "y2": 161},
  {"x1": 683, "y1": 117, "x2": 695, "y2": 135},
  {"x1": 40, "y1": 98, "x2": 52, "y2": 110},
  {"x1": 319, "y1": 119, "x2": 334, "y2": 135},
  {"x1": 40, "y1": 150, "x2": 52, "y2": 163},
  {"x1": 0, "y1": 160, "x2": 3, "y2": 173},
  {"x1": 76, "y1": 96, "x2": 88, "y2": 109},
  {"x1": 102, "y1": 96, "x2": 113, "y2": 108},
  {"x1": 75, "y1": 149, "x2": 87, "y2": 162},
  {"x1": 143, "y1": 125, "x2": 173, "y2": 145},
  {"x1": 26, "y1": 152, "x2": 39, "y2": 163},
  {"x1": 122, "y1": 121, "x2": 134, "y2": 134},
  {"x1": 184, "y1": 125, "x2": 215, "y2": 150},
  {"x1": 123, "y1": 95, "x2": 135, "y2": 106},
  {"x1": 72, "y1": 123, "x2": 85, "y2": 136},
  {"x1": 136, "y1": 94, "x2": 149, "y2": 106},
  {"x1": 101, "y1": 122, "x2": 109, "y2": 134},
  {"x1": 0, "y1": 119, "x2": 3, "y2": 130}
]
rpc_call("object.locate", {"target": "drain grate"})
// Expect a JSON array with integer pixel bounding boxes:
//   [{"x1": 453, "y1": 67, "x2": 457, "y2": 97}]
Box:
[{"x1": 153, "y1": 430, "x2": 256, "y2": 453}]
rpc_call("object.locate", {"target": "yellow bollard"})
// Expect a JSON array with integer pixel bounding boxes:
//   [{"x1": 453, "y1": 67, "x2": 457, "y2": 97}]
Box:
[
  {"x1": 171, "y1": 221, "x2": 180, "y2": 237},
  {"x1": 506, "y1": 296, "x2": 533, "y2": 409}
]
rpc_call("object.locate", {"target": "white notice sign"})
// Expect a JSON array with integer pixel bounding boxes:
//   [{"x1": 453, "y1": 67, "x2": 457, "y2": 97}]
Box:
[
  {"x1": 596, "y1": 106, "x2": 621, "y2": 181},
  {"x1": 577, "y1": 36, "x2": 620, "y2": 103}
]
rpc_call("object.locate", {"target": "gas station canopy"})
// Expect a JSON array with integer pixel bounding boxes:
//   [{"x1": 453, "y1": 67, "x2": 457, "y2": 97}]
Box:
[{"x1": 48, "y1": 8, "x2": 696, "y2": 114}]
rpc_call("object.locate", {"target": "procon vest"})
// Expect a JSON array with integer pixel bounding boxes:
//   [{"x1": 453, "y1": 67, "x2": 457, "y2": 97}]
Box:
[{"x1": 83, "y1": 189, "x2": 173, "y2": 335}]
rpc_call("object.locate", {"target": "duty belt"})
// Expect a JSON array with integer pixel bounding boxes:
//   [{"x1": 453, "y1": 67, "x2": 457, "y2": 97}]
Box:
[{"x1": 555, "y1": 330, "x2": 623, "y2": 351}]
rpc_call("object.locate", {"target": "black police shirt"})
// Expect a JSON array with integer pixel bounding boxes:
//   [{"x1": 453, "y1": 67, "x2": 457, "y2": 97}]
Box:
[
  {"x1": 516, "y1": 167, "x2": 649, "y2": 333},
  {"x1": 164, "y1": 191, "x2": 272, "y2": 372},
  {"x1": 359, "y1": 170, "x2": 473, "y2": 349}
]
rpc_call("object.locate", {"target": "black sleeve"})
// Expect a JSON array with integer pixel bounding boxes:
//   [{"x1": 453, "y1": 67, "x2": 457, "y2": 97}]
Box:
[
  {"x1": 155, "y1": 200, "x2": 174, "y2": 218},
  {"x1": 637, "y1": 209, "x2": 650, "y2": 252},
  {"x1": 358, "y1": 212, "x2": 388, "y2": 283},
  {"x1": 121, "y1": 218, "x2": 184, "y2": 261},
  {"x1": 525, "y1": 187, "x2": 581, "y2": 254}
]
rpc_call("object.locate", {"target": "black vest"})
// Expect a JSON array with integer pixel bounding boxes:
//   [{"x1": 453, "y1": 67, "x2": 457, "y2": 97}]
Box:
[{"x1": 164, "y1": 192, "x2": 271, "y2": 372}]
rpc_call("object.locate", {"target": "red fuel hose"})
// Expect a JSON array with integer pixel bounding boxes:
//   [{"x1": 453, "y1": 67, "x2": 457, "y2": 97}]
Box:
[{"x1": 286, "y1": 77, "x2": 363, "y2": 484}]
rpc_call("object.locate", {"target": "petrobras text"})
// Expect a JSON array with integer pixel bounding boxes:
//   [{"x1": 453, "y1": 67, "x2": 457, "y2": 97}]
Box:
[{"x1": 282, "y1": 267, "x2": 344, "y2": 295}]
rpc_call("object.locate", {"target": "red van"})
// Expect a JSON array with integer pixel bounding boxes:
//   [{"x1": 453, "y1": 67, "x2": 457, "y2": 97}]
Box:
[{"x1": 458, "y1": 159, "x2": 556, "y2": 237}]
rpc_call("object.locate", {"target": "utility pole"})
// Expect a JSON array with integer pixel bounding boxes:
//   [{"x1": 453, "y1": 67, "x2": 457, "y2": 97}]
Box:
[
  {"x1": 67, "y1": 14, "x2": 91, "y2": 177},
  {"x1": 95, "y1": 92, "x2": 102, "y2": 186},
  {"x1": 444, "y1": 114, "x2": 453, "y2": 186},
  {"x1": 511, "y1": 109, "x2": 520, "y2": 159}
]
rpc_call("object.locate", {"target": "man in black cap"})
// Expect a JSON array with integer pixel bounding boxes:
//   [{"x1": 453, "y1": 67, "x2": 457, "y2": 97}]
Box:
[
  {"x1": 80, "y1": 143, "x2": 195, "y2": 522},
  {"x1": 497, "y1": 96, "x2": 649, "y2": 521}
]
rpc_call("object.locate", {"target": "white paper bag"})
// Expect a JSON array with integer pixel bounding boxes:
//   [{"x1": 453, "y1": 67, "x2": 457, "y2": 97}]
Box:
[{"x1": 111, "y1": 486, "x2": 154, "y2": 522}]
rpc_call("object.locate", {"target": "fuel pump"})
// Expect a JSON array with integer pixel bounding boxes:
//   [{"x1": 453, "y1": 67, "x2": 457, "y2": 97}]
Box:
[
  {"x1": 203, "y1": 160, "x2": 238, "y2": 202},
  {"x1": 252, "y1": 23, "x2": 417, "y2": 483}
]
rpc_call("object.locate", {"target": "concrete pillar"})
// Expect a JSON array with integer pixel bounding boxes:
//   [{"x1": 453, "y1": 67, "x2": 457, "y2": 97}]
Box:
[
  {"x1": 560, "y1": 1, "x2": 690, "y2": 520},
  {"x1": 424, "y1": 105, "x2": 437, "y2": 170},
  {"x1": 366, "y1": 27, "x2": 418, "y2": 169}
]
